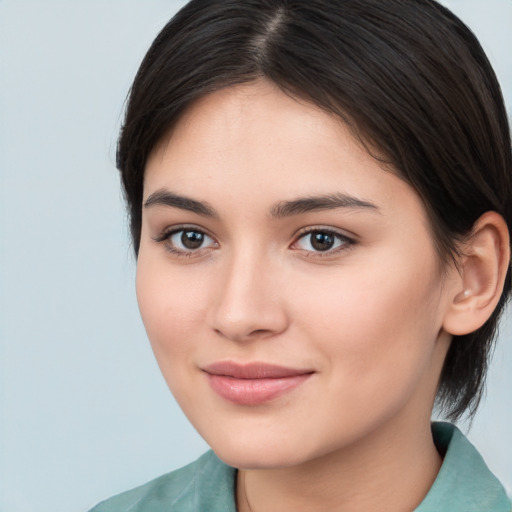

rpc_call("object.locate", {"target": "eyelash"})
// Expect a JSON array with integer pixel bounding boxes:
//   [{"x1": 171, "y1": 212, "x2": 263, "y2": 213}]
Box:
[{"x1": 153, "y1": 226, "x2": 356, "y2": 258}]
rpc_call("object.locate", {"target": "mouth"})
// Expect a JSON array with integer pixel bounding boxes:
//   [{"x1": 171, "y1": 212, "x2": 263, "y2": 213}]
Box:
[{"x1": 202, "y1": 361, "x2": 314, "y2": 406}]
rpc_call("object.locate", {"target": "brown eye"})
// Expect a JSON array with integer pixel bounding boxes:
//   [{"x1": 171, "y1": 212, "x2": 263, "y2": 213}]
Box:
[
  {"x1": 293, "y1": 229, "x2": 353, "y2": 254},
  {"x1": 181, "y1": 230, "x2": 204, "y2": 249},
  {"x1": 310, "y1": 232, "x2": 335, "y2": 251},
  {"x1": 163, "y1": 228, "x2": 216, "y2": 253}
]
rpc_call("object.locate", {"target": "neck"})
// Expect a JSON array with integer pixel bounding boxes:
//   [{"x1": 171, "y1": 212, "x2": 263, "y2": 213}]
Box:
[{"x1": 237, "y1": 416, "x2": 442, "y2": 512}]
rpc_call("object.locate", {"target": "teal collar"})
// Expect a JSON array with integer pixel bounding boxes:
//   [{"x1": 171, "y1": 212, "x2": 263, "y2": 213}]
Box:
[{"x1": 415, "y1": 422, "x2": 510, "y2": 511}]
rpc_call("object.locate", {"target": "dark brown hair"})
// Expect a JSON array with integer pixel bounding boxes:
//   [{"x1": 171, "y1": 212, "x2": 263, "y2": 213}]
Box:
[{"x1": 117, "y1": 0, "x2": 512, "y2": 420}]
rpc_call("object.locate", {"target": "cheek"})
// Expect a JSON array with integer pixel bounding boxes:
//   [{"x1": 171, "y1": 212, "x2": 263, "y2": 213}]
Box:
[
  {"x1": 135, "y1": 257, "x2": 209, "y2": 375},
  {"x1": 290, "y1": 255, "x2": 444, "y2": 395}
]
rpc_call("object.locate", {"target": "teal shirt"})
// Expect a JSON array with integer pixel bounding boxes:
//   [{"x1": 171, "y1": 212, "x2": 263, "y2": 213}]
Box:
[{"x1": 89, "y1": 423, "x2": 511, "y2": 511}]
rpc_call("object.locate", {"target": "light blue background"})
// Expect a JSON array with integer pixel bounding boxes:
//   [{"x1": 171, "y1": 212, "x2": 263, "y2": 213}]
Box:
[{"x1": 0, "y1": 1, "x2": 510, "y2": 511}]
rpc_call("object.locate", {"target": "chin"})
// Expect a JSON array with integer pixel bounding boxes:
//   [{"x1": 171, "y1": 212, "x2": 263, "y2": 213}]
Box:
[
  {"x1": 213, "y1": 442, "x2": 308, "y2": 470},
  {"x1": 200, "y1": 424, "x2": 329, "y2": 470}
]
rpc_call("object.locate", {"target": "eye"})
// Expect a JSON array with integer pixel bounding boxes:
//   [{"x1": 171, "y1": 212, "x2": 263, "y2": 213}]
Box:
[
  {"x1": 155, "y1": 227, "x2": 217, "y2": 255},
  {"x1": 292, "y1": 229, "x2": 354, "y2": 254}
]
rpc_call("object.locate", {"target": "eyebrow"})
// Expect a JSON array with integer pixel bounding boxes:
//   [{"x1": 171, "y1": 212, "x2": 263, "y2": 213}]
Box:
[
  {"x1": 143, "y1": 189, "x2": 379, "y2": 218},
  {"x1": 144, "y1": 189, "x2": 217, "y2": 217},
  {"x1": 269, "y1": 193, "x2": 379, "y2": 218}
]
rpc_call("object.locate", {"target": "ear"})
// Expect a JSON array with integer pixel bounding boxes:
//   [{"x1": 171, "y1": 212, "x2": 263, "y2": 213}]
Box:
[{"x1": 443, "y1": 211, "x2": 510, "y2": 336}]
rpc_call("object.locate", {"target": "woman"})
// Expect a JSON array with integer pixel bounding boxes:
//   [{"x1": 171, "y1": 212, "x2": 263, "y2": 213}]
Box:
[{"x1": 90, "y1": 0, "x2": 511, "y2": 510}]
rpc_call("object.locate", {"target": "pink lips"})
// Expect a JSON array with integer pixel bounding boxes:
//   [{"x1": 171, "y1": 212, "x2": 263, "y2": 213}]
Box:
[{"x1": 203, "y1": 362, "x2": 313, "y2": 405}]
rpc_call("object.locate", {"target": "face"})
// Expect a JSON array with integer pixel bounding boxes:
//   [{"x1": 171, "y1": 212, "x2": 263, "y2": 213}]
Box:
[{"x1": 137, "y1": 80, "x2": 457, "y2": 469}]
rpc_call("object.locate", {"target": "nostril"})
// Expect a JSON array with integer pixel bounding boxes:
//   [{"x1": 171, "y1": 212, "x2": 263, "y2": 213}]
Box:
[
  {"x1": 249, "y1": 329, "x2": 272, "y2": 338},
  {"x1": 213, "y1": 326, "x2": 278, "y2": 342}
]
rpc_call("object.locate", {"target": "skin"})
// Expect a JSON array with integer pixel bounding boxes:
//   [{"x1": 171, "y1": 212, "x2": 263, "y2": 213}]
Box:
[{"x1": 137, "y1": 80, "x2": 464, "y2": 511}]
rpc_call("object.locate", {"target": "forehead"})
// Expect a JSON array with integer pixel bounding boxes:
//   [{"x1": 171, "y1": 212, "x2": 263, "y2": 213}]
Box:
[{"x1": 148, "y1": 80, "x2": 351, "y2": 174}]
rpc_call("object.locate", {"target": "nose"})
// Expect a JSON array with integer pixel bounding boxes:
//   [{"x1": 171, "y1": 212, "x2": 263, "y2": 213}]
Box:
[{"x1": 209, "y1": 250, "x2": 289, "y2": 342}]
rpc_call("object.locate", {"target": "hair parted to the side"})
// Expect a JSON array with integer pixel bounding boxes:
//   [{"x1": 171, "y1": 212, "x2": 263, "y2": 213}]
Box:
[{"x1": 117, "y1": 0, "x2": 512, "y2": 421}]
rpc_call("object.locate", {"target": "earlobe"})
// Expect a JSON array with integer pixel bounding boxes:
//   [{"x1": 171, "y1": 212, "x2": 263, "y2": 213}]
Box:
[{"x1": 443, "y1": 211, "x2": 510, "y2": 336}]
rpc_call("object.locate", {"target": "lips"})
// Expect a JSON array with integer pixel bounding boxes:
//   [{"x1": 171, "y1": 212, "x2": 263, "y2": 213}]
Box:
[{"x1": 203, "y1": 362, "x2": 314, "y2": 405}]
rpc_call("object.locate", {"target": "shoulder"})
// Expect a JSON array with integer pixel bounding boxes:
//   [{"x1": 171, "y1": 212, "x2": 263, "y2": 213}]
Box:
[
  {"x1": 88, "y1": 450, "x2": 237, "y2": 512},
  {"x1": 415, "y1": 422, "x2": 511, "y2": 512}
]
